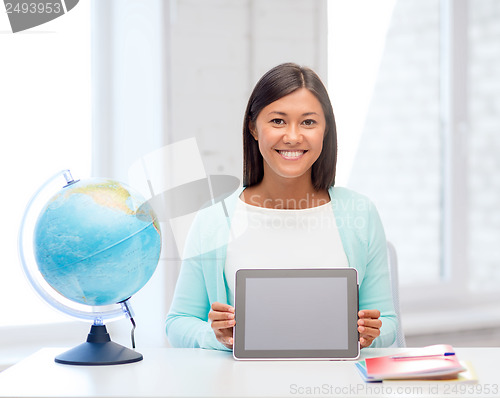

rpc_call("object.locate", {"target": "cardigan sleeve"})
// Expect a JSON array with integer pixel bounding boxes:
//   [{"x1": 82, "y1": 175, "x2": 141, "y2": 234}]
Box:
[
  {"x1": 165, "y1": 207, "x2": 231, "y2": 351},
  {"x1": 165, "y1": 254, "x2": 229, "y2": 350},
  {"x1": 331, "y1": 187, "x2": 397, "y2": 348},
  {"x1": 359, "y1": 200, "x2": 397, "y2": 348}
]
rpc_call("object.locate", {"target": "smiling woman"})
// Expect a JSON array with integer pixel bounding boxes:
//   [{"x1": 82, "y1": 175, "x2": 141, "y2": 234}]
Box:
[
  {"x1": 243, "y1": 63, "x2": 337, "y2": 193},
  {"x1": 166, "y1": 63, "x2": 398, "y2": 352},
  {"x1": 246, "y1": 88, "x2": 327, "y2": 202}
]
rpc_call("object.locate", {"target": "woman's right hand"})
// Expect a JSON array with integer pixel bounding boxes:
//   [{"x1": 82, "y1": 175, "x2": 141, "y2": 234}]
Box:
[{"x1": 208, "y1": 302, "x2": 235, "y2": 349}]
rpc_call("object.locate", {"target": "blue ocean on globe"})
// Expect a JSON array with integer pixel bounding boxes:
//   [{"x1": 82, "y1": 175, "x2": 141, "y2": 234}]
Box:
[{"x1": 34, "y1": 178, "x2": 162, "y2": 306}]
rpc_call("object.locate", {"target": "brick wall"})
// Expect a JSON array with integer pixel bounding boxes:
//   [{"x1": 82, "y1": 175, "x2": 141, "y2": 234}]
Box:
[
  {"x1": 346, "y1": 0, "x2": 500, "y2": 291},
  {"x1": 468, "y1": 0, "x2": 500, "y2": 291}
]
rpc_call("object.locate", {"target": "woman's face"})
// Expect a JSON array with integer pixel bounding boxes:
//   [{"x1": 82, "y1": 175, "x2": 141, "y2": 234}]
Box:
[{"x1": 250, "y1": 88, "x2": 326, "y2": 184}]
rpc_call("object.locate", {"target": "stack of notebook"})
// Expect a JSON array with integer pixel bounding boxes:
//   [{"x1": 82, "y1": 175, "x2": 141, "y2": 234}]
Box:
[{"x1": 356, "y1": 344, "x2": 477, "y2": 383}]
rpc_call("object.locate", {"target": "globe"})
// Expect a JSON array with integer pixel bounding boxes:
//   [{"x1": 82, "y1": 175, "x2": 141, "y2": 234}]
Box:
[
  {"x1": 34, "y1": 178, "x2": 161, "y2": 306},
  {"x1": 18, "y1": 170, "x2": 162, "y2": 366}
]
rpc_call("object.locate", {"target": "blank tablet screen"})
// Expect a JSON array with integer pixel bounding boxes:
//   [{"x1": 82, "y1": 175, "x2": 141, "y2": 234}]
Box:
[
  {"x1": 233, "y1": 268, "x2": 359, "y2": 360},
  {"x1": 244, "y1": 277, "x2": 348, "y2": 350}
]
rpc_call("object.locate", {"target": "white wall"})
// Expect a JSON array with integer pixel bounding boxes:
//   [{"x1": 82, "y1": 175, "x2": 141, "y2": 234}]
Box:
[
  {"x1": 92, "y1": 0, "x2": 328, "y2": 349},
  {"x1": 169, "y1": 0, "x2": 327, "y2": 180}
]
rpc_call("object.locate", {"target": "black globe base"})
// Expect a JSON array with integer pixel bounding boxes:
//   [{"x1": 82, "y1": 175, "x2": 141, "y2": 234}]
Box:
[{"x1": 55, "y1": 324, "x2": 143, "y2": 366}]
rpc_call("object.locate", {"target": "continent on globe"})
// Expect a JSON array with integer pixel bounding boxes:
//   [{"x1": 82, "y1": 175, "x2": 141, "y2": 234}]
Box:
[{"x1": 34, "y1": 178, "x2": 161, "y2": 306}]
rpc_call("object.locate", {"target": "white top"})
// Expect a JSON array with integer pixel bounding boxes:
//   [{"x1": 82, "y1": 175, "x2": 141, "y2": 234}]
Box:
[{"x1": 225, "y1": 197, "x2": 349, "y2": 305}]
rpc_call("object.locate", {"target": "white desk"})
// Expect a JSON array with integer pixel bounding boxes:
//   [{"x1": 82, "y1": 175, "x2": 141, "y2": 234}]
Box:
[{"x1": 0, "y1": 347, "x2": 498, "y2": 397}]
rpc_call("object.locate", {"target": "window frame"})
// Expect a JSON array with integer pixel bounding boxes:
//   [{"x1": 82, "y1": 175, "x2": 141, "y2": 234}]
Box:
[{"x1": 327, "y1": 0, "x2": 500, "y2": 330}]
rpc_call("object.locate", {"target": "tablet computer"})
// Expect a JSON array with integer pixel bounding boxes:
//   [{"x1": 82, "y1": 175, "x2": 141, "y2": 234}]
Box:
[{"x1": 233, "y1": 268, "x2": 359, "y2": 360}]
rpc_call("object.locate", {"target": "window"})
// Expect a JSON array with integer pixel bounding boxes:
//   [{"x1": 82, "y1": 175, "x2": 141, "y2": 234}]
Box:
[
  {"x1": 328, "y1": 0, "x2": 500, "y2": 310},
  {"x1": 0, "y1": 2, "x2": 91, "y2": 326},
  {"x1": 329, "y1": 0, "x2": 441, "y2": 286}
]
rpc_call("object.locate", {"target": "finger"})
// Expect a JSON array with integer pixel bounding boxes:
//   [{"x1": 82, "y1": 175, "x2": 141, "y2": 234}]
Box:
[
  {"x1": 358, "y1": 325, "x2": 380, "y2": 339},
  {"x1": 358, "y1": 309, "x2": 380, "y2": 319},
  {"x1": 215, "y1": 326, "x2": 233, "y2": 338},
  {"x1": 211, "y1": 319, "x2": 235, "y2": 330},
  {"x1": 211, "y1": 302, "x2": 235, "y2": 313},
  {"x1": 360, "y1": 336, "x2": 374, "y2": 348},
  {"x1": 357, "y1": 318, "x2": 382, "y2": 329},
  {"x1": 208, "y1": 310, "x2": 235, "y2": 322},
  {"x1": 359, "y1": 327, "x2": 379, "y2": 346}
]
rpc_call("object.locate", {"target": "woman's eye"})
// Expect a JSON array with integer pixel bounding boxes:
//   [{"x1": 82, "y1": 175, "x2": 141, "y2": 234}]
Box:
[
  {"x1": 270, "y1": 118, "x2": 285, "y2": 125},
  {"x1": 302, "y1": 119, "x2": 316, "y2": 126}
]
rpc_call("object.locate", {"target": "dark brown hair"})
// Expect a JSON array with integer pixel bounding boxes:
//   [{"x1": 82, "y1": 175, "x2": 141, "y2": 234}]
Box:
[{"x1": 242, "y1": 63, "x2": 337, "y2": 190}]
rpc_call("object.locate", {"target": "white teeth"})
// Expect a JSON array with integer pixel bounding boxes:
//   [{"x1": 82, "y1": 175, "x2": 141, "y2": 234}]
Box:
[{"x1": 278, "y1": 150, "x2": 304, "y2": 158}]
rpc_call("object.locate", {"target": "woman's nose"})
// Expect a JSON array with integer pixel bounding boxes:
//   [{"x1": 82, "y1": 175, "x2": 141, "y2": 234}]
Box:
[{"x1": 283, "y1": 125, "x2": 302, "y2": 144}]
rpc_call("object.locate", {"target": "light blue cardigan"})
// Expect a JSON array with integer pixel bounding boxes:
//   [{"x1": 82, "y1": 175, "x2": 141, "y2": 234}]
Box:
[{"x1": 165, "y1": 186, "x2": 397, "y2": 350}]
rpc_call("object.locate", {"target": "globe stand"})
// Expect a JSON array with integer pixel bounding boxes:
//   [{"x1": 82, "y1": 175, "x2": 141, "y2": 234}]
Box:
[{"x1": 55, "y1": 324, "x2": 143, "y2": 366}]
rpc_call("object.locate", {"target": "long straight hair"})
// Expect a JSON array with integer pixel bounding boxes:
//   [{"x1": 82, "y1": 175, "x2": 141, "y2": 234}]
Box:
[{"x1": 242, "y1": 63, "x2": 337, "y2": 190}]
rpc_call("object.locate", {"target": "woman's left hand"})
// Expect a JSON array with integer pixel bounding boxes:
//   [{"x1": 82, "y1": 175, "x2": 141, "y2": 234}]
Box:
[{"x1": 357, "y1": 309, "x2": 382, "y2": 348}]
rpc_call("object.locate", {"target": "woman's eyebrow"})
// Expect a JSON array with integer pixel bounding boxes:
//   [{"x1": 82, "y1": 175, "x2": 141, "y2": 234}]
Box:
[
  {"x1": 267, "y1": 111, "x2": 287, "y2": 117},
  {"x1": 267, "y1": 111, "x2": 320, "y2": 117}
]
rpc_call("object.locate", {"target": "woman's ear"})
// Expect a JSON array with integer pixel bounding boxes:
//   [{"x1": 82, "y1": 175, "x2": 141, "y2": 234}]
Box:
[{"x1": 248, "y1": 121, "x2": 258, "y2": 141}]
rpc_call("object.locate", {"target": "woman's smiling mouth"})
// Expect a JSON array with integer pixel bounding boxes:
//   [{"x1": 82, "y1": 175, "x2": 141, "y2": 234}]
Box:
[{"x1": 276, "y1": 149, "x2": 308, "y2": 160}]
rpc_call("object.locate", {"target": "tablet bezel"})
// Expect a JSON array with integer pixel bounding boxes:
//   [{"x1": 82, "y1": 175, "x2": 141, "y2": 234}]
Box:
[{"x1": 233, "y1": 268, "x2": 360, "y2": 360}]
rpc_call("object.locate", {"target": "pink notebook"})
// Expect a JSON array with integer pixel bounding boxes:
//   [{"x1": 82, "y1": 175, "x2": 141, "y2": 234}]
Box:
[{"x1": 365, "y1": 345, "x2": 466, "y2": 380}]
